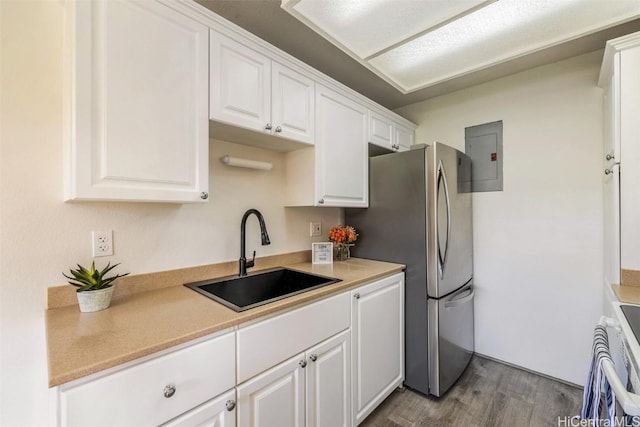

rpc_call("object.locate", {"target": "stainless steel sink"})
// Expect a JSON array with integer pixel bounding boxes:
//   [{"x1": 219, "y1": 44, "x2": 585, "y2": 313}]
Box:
[{"x1": 184, "y1": 268, "x2": 341, "y2": 312}]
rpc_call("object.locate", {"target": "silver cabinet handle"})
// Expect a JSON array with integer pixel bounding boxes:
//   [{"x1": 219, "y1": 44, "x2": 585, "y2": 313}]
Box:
[
  {"x1": 354, "y1": 293, "x2": 360, "y2": 299},
  {"x1": 318, "y1": 198, "x2": 324, "y2": 204},
  {"x1": 309, "y1": 354, "x2": 317, "y2": 362},
  {"x1": 605, "y1": 169, "x2": 614, "y2": 175},
  {"x1": 299, "y1": 359, "x2": 307, "y2": 368},
  {"x1": 163, "y1": 384, "x2": 176, "y2": 398},
  {"x1": 275, "y1": 126, "x2": 282, "y2": 133},
  {"x1": 200, "y1": 191, "x2": 209, "y2": 200},
  {"x1": 606, "y1": 154, "x2": 615, "y2": 161},
  {"x1": 265, "y1": 123, "x2": 272, "y2": 131},
  {"x1": 226, "y1": 400, "x2": 236, "y2": 411}
]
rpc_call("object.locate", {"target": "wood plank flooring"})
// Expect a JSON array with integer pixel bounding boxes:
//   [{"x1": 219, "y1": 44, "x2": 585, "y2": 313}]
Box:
[{"x1": 361, "y1": 355, "x2": 583, "y2": 427}]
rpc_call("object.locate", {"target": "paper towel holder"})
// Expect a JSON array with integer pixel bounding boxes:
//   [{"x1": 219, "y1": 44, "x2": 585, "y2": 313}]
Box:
[{"x1": 220, "y1": 155, "x2": 273, "y2": 171}]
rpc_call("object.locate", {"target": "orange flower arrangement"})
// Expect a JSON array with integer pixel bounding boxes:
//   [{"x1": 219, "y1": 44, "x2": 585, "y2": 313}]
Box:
[{"x1": 329, "y1": 225, "x2": 358, "y2": 260}]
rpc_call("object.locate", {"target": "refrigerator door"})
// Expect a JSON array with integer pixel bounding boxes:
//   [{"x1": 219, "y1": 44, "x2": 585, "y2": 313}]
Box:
[
  {"x1": 428, "y1": 280, "x2": 475, "y2": 397},
  {"x1": 427, "y1": 143, "x2": 473, "y2": 298}
]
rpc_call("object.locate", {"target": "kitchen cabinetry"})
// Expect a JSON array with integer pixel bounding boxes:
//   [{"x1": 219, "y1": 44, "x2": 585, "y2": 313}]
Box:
[
  {"x1": 286, "y1": 85, "x2": 368, "y2": 207},
  {"x1": 162, "y1": 389, "x2": 236, "y2": 427},
  {"x1": 210, "y1": 31, "x2": 315, "y2": 146},
  {"x1": 600, "y1": 32, "x2": 640, "y2": 283},
  {"x1": 351, "y1": 273, "x2": 404, "y2": 425},
  {"x1": 236, "y1": 330, "x2": 350, "y2": 427},
  {"x1": 368, "y1": 111, "x2": 414, "y2": 152},
  {"x1": 56, "y1": 330, "x2": 235, "y2": 427},
  {"x1": 63, "y1": 0, "x2": 209, "y2": 203}
]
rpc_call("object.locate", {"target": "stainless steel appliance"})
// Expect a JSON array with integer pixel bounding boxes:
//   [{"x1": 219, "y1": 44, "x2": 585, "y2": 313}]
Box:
[{"x1": 346, "y1": 143, "x2": 474, "y2": 397}]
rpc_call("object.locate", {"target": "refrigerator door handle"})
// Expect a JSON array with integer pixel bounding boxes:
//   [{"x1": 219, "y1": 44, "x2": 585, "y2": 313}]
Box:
[
  {"x1": 444, "y1": 286, "x2": 474, "y2": 308},
  {"x1": 437, "y1": 161, "x2": 451, "y2": 279}
]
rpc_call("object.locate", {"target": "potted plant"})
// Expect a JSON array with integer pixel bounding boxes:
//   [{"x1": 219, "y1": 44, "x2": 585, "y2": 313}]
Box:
[{"x1": 63, "y1": 261, "x2": 129, "y2": 312}]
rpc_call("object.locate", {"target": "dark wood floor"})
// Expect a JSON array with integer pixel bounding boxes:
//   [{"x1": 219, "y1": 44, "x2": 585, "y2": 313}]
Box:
[{"x1": 361, "y1": 355, "x2": 583, "y2": 427}]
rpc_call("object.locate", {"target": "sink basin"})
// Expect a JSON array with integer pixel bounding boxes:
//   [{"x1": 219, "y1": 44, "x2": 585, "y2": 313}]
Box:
[{"x1": 184, "y1": 268, "x2": 341, "y2": 312}]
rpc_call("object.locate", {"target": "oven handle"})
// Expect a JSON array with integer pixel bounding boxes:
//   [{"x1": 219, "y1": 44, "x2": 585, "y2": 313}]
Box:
[{"x1": 599, "y1": 316, "x2": 640, "y2": 416}]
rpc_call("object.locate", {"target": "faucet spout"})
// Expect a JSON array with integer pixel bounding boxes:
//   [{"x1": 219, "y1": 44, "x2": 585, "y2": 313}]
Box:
[{"x1": 239, "y1": 209, "x2": 271, "y2": 277}]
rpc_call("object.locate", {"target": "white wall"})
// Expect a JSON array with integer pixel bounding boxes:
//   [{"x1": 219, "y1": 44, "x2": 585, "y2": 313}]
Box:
[
  {"x1": 397, "y1": 51, "x2": 604, "y2": 385},
  {"x1": 0, "y1": 2, "x2": 340, "y2": 426}
]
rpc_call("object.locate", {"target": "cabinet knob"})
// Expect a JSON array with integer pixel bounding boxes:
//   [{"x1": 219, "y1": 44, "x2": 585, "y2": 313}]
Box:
[
  {"x1": 200, "y1": 191, "x2": 209, "y2": 200},
  {"x1": 354, "y1": 293, "x2": 360, "y2": 299},
  {"x1": 226, "y1": 400, "x2": 236, "y2": 411},
  {"x1": 163, "y1": 384, "x2": 176, "y2": 398},
  {"x1": 606, "y1": 154, "x2": 615, "y2": 161},
  {"x1": 275, "y1": 126, "x2": 282, "y2": 133},
  {"x1": 318, "y1": 198, "x2": 324, "y2": 204},
  {"x1": 605, "y1": 169, "x2": 614, "y2": 175},
  {"x1": 309, "y1": 354, "x2": 317, "y2": 362},
  {"x1": 299, "y1": 359, "x2": 307, "y2": 368},
  {"x1": 265, "y1": 123, "x2": 273, "y2": 131}
]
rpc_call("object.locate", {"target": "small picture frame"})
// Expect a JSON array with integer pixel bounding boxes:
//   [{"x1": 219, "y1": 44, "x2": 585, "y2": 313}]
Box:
[{"x1": 312, "y1": 242, "x2": 333, "y2": 265}]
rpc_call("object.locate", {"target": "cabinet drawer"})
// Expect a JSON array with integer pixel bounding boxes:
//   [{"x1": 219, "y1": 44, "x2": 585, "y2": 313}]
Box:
[
  {"x1": 237, "y1": 292, "x2": 350, "y2": 383},
  {"x1": 60, "y1": 331, "x2": 235, "y2": 427}
]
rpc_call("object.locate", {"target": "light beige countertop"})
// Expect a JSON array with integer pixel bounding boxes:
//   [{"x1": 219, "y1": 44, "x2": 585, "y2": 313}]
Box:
[
  {"x1": 46, "y1": 255, "x2": 404, "y2": 387},
  {"x1": 613, "y1": 284, "x2": 640, "y2": 305}
]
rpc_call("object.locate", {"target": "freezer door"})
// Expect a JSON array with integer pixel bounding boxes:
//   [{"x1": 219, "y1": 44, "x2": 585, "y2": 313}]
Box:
[
  {"x1": 428, "y1": 281, "x2": 474, "y2": 397},
  {"x1": 428, "y1": 143, "x2": 473, "y2": 298}
]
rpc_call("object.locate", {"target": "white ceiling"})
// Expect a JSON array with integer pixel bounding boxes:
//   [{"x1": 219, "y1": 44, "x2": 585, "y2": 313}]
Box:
[{"x1": 282, "y1": 0, "x2": 640, "y2": 94}]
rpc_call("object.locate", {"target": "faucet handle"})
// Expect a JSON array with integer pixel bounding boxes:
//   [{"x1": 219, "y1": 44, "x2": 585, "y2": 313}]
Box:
[{"x1": 246, "y1": 250, "x2": 256, "y2": 269}]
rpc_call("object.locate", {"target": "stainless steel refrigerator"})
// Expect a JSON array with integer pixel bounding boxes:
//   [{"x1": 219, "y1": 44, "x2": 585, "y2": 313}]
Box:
[{"x1": 346, "y1": 142, "x2": 474, "y2": 397}]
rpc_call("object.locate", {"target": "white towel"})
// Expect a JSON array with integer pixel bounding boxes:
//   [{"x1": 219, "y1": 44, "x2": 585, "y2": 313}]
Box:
[{"x1": 581, "y1": 325, "x2": 616, "y2": 424}]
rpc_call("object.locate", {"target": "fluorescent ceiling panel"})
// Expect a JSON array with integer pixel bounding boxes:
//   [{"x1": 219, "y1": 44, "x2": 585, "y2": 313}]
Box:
[
  {"x1": 287, "y1": 0, "x2": 489, "y2": 59},
  {"x1": 283, "y1": 0, "x2": 640, "y2": 93}
]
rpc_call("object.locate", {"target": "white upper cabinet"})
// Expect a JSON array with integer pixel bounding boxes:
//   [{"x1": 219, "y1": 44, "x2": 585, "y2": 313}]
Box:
[
  {"x1": 64, "y1": 0, "x2": 210, "y2": 203},
  {"x1": 210, "y1": 31, "x2": 315, "y2": 145},
  {"x1": 368, "y1": 111, "x2": 415, "y2": 152},
  {"x1": 314, "y1": 84, "x2": 368, "y2": 207}
]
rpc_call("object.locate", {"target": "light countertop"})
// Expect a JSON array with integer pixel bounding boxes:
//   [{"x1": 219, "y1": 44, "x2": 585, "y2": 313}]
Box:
[{"x1": 46, "y1": 257, "x2": 404, "y2": 387}]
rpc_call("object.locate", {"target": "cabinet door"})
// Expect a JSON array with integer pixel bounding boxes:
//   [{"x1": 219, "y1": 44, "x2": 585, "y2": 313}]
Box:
[
  {"x1": 210, "y1": 31, "x2": 271, "y2": 134},
  {"x1": 161, "y1": 389, "x2": 236, "y2": 427},
  {"x1": 64, "y1": 0, "x2": 209, "y2": 203},
  {"x1": 368, "y1": 111, "x2": 394, "y2": 151},
  {"x1": 272, "y1": 62, "x2": 315, "y2": 145},
  {"x1": 315, "y1": 85, "x2": 368, "y2": 207},
  {"x1": 306, "y1": 330, "x2": 351, "y2": 427},
  {"x1": 237, "y1": 354, "x2": 306, "y2": 427},
  {"x1": 395, "y1": 123, "x2": 414, "y2": 151},
  {"x1": 351, "y1": 273, "x2": 404, "y2": 425}
]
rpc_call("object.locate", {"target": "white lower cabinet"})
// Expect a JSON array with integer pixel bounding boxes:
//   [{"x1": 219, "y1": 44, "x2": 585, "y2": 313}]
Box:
[
  {"x1": 237, "y1": 330, "x2": 351, "y2": 427},
  {"x1": 57, "y1": 330, "x2": 236, "y2": 427},
  {"x1": 162, "y1": 389, "x2": 236, "y2": 427},
  {"x1": 351, "y1": 273, "x2": 405, "y2": 425}
]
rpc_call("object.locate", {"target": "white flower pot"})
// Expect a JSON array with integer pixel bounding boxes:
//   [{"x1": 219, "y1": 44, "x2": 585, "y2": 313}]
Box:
[{"x1": 76, "y1": 286, "x2": 114, "y2": 313}]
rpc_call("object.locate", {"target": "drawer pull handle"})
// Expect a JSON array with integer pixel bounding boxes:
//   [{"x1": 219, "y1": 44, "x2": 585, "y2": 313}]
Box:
[
  {"x1": 309, "y1": 354, "x2": 317, "y2": 362},
  {"x1": 163, "y1": 384, "x2": 176, "y2": 398},
  {"x1": 226, "y1": 400, "x2": 236, "y2": 411},
  {"x1": 299, "y1": 359, "x2": 307, "y2": 368}
]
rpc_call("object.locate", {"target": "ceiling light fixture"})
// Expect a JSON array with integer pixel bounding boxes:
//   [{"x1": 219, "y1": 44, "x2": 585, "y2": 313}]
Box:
[{"x1": 282, "y1": 0, "x2": 640, "y2": 93}]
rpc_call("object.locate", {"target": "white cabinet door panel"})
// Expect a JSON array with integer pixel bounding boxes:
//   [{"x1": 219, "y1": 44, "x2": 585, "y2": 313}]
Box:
[
  {"x1": 161, "y1": 389, "x2": 236, "y2": 427},
  {"x1": 315, "y1": 85, "x2": 368, "y2": 207},
  {"x1": 306, "y1": 330, "x2": 351, "y2": 427},
  {"x1": 368, "y1": 111, "x2": 394, "y2": 150},
  {"x1": 65, "y1": 0, "x2": 209, "y2": 202},
  {"x1": 210, "y1": 31, "x2": 271, "y2": 133},
  {"x1": 272, "y1": 62, "x2": 315, "y2": 145},
  {"x1": 237, "y1": 354, "x2": 305, "y2": 427},
  {"x1": 351, "y1": 273, "x2": 404, "y2": 425}
]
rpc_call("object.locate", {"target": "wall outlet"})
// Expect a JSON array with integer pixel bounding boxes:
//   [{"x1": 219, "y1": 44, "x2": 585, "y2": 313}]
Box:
[
  {"x1": 310, "y1": 222, "x2": 322, "y2": 237},
  {"x1": 92, "y1": 230, "x2": 113, "y2": 257}
]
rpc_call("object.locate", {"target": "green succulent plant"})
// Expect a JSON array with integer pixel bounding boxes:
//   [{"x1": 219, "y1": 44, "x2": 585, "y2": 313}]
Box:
[{"x1": 63, "y1": 261, "x2": 129, "y2": 292}]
